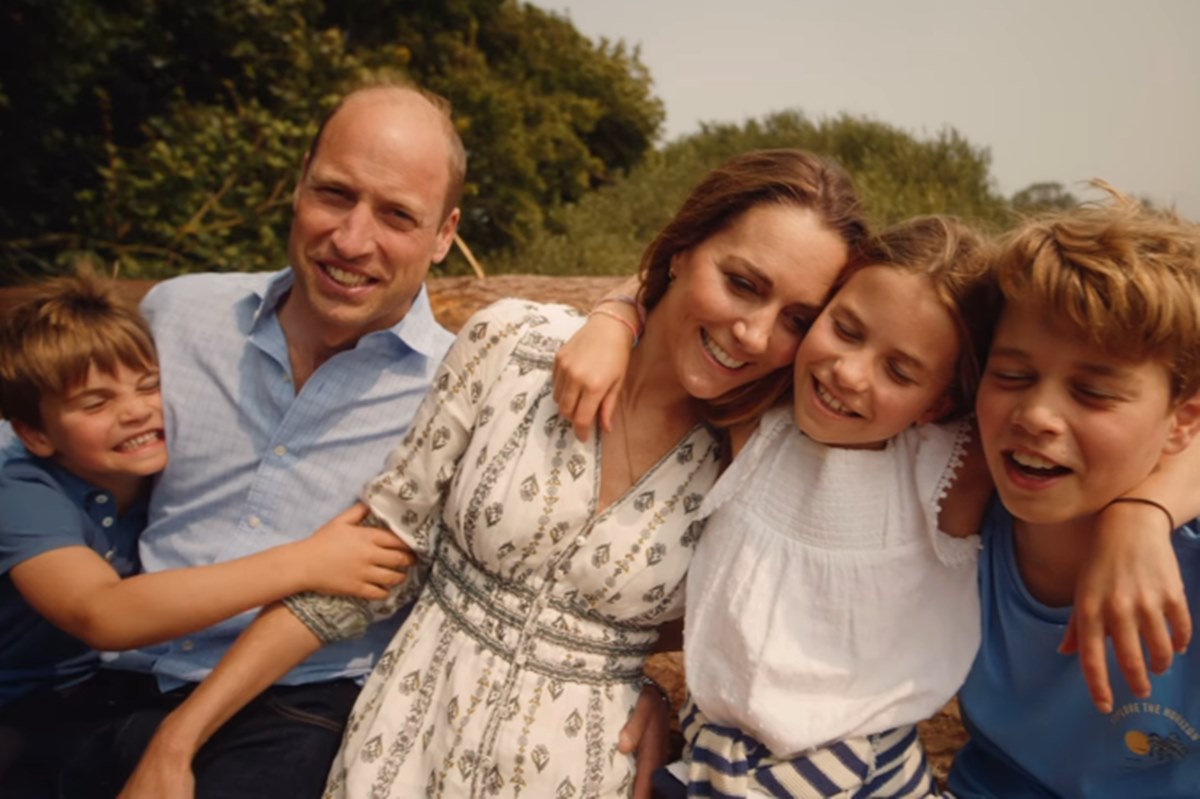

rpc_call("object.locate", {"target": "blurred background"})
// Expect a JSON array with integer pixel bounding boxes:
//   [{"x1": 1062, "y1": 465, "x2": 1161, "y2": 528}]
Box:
[{"x1": 1, "y1": 0, "x2": 1195, "y2": 284}]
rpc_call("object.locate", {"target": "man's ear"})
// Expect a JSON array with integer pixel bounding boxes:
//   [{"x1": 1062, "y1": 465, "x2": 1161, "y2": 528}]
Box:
[
  {"x1": 292, "y1": 151, "x2": 312, "y2": 210},
  {"x1": 916, "y1": 392, "x2": 956, "y2": 427},
  {"x1": 1164, "y1": 391, "x2": 1200, "y2": 454},
  {"x1": 431, "y1": 207, "x2": 461, "y2": 265},
  {"x1": 12, "y1": 420, "x2": 54, "y2": 458}
]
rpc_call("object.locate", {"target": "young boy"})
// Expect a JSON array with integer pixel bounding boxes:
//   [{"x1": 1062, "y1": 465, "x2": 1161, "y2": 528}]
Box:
[
  {"x1": 0, "y1": 273, "x2": 412, "y2": 787},
  {"x1": 949, "y1": 188, "x2": 1200, "y2": 796}
]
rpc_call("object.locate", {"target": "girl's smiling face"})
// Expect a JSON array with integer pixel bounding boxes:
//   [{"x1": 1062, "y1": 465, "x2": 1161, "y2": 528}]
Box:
[
  {"x1": 792, "y1": 264, "x2": 959, "y2": 449},
  {"x1": 975, "y1": 298, "x2": 1191, "y2": 526}
]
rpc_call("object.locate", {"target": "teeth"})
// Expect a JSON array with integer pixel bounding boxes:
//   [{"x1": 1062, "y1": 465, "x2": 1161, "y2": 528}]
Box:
[
  {"x1": 325, "y1": 264, "x2": 369, "y2": 288},
  {"x1": 815, "y1": 381, "x2": 856, "y2": 416},
  {"x1": 702, "y1": 331, "x2": 747, "y2": 369},
  {"x1": 1012, "y1": 451, "x2": 1060, "y2": 470},
  {"x1": 117, "y1": 432, "x2": 160, "y2": 452}
]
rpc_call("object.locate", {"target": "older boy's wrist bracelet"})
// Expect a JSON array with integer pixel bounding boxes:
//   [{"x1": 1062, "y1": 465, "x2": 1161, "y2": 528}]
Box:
[{"x1": 1104, "y1": 496, "x2": 1176, "y2": 533}]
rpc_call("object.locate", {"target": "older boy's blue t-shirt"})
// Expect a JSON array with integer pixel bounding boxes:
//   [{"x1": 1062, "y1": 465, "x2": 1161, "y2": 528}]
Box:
[
  {"x1": 950, "y1": 499, "x2": 1200, "y2": 798},
  {"x1": 0, "y1": 456, "x2": 144, "y2": 708}
]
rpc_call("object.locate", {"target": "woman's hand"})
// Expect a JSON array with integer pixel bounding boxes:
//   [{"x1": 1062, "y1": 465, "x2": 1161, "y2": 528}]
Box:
[
  {"x1": 117, "y1": 721, "x2": 198, "y2": 799},
  {"x1": 553, "y1": 314, "x2": 636, "y2": 442},
  {"x1": 294, "y1": 504, "x2": 416, "y2": 600}
]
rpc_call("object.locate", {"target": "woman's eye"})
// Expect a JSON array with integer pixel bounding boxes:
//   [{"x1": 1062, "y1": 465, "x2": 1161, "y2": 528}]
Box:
[{"x1": 727, "y1": 274, "x2": 755, "y2": 293}]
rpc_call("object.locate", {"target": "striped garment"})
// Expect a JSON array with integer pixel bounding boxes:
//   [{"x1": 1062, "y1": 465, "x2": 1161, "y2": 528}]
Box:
[{"x1": 679, "y1": 697, "x2": 944, "y2": 798}]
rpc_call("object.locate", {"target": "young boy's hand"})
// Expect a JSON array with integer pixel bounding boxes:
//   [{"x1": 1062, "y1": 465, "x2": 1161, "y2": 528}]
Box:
[
  {"x1": 1064, "y1": 500, "x2": 1191, "y2": 713},
  {"x1": 297, "y1": 503, "x2": 416, "y2": 600}
]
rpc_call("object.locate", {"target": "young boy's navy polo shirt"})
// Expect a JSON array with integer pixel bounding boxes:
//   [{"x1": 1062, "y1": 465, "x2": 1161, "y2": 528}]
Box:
[{"x1": 0, "y1": 456, "x2": 145, "y2": 707}]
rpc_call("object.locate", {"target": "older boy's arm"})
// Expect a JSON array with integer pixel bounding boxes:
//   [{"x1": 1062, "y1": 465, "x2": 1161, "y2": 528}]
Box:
[
  {"x1": 11, "y1": 504, "x2": 413, "y2": 651},
  {"x1": 553, "y1": 276, "x2": 642, "y2": 441},
  {"x1": 1071, "y1": 437, "x2": 1200, "y2": 712},
  {"x1": 119, "y1": 603, "x2": 320, "y2": 799}
]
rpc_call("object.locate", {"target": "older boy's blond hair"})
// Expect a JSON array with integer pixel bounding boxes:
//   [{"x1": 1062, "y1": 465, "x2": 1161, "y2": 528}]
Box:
[
  {"x1": 0, "y1": 271, "x2": 157, "y2": 429},
  {"x1": 994, "y1": 182, "x2": 1200, "y2": 401}
]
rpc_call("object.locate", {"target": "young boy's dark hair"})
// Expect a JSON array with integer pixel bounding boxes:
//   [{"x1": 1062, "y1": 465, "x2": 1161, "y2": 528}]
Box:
[{"x1": 0, "y1": 271, "x2": 157, "y2": 429}]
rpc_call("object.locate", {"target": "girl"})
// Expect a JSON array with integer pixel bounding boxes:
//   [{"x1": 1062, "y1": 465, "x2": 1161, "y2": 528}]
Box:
[{"x1": 669, "y1": 216, "x2": 996, "y2": 797}]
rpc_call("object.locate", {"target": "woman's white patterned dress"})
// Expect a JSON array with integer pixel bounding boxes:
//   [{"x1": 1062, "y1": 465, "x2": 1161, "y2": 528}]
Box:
[{"x1": 286, "y1": 299, "x2": 721, "y2": 798}]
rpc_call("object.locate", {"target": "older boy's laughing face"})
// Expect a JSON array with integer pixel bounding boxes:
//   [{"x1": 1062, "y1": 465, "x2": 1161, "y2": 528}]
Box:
[{"x1": 975, "y1": 299, "x2": 1185, "y2": 526}]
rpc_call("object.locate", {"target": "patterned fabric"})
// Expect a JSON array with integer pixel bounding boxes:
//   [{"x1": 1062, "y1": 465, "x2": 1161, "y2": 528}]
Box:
[
  {"x1": 109, "y1": 269, "x2": 452, "y2": 689},
  {"x1": 285, "y1": 299, "x2": 722, "y2": 798},
  {"x1": 680, "y1": 697, "x2": 941, "y2": 798}
]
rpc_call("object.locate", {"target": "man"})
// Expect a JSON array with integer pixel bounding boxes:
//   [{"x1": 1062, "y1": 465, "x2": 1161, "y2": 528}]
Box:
[{"x1": 59, "y1": 82, "x2": 463, "y2": 797}]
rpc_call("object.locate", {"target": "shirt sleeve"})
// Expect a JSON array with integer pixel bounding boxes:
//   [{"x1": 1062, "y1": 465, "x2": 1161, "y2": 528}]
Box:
[
  {"x1": 283, "y1": 299, "x2": 556, "y2": 643},
  {"x1": 0, "y1": 477, "x2": 93, "y2": 575}
]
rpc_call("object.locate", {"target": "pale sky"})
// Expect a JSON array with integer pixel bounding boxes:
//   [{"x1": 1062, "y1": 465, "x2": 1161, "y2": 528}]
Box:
[{"x1": 529, "y1": 0, "x2": 1200, "y2": 218}]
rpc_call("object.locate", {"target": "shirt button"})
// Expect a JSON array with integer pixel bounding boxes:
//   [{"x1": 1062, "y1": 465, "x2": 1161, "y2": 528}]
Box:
[
  {"x1": 95, "y1": 494, "x2": 109, "y2": 505},
  {"x1": 104, "y1": 549, "x2": 116, "y2": 562},
  {"x1": 180, "y1": 640, "x2": 195, "y2": 652},
  {"x1": 248, "y1": 515, "x2": 262, "y2": 528},
  {"x1": 273, "y1": 445, "x2": 287, "y2": 457},
  {"x1": 101, "y1": 517, "x2": 115, "y2": 528},
  {"x1": 574, "y1": 535, "x2": 586, "y2": 546}
]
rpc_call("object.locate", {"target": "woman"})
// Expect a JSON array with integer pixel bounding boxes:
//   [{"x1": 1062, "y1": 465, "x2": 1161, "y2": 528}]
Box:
[{"x1": 120, "y1": 149, "x2": 866, "y2": 799}]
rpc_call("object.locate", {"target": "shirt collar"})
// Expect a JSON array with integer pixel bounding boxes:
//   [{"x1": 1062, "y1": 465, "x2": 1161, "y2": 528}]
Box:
[{"x1": 249, "y1": 268, "x2": 446, "y2": 359}]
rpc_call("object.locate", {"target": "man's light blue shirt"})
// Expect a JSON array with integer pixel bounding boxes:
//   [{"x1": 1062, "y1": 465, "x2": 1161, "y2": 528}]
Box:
[{"x1": 110, "y1": 269, "x2": 453, "y2": 689}]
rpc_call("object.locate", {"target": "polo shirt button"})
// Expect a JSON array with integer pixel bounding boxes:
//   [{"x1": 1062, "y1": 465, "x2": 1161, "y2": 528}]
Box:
[
  {"x1": 180, "y1": 640, "x2": 195, "y2": 652},
  {"x1": 101, "y1": 517, "x2": 115, "y2": 528},
  {"x1": 104, "y1": 549, "x2": 116, "y2": 562},
  {"x1": 95, "y1": 494, "x2": 109, "y2": 505}
]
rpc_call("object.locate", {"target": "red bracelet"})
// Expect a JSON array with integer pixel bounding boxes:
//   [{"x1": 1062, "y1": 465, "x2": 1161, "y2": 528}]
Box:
[{"x1": 589, "y1": 307, "x2": 640, "y2": 347}]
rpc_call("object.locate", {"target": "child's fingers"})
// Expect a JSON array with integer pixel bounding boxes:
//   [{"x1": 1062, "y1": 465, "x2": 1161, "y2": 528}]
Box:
[
  {"x1": 1167, "y1": 599, "x2": 1193, "y2": 653},
  {"x1": 1108, "y1": 614, "x2": 1152, "y2": 701},
  {"x1": 333, "y1": 503, "x2": 369, "y2": 524},
  {"x1": 599, "y1": 382, "x2": 622, "y2": 435},
  {"x1": 1071, "y1": 611, "x2": 1115, "y2": 713},
  {"x1": 1137, "y1": 605, "x2": 1176, "y2": 675},
  {"x1": 1058, "y1": 615, "x2": 1078, "y2": 655}
]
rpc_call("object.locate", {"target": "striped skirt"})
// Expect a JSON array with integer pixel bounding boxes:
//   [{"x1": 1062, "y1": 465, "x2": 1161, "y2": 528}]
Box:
[{"x1": 677, "y1": 696, "x2": 945, "y2": 798}]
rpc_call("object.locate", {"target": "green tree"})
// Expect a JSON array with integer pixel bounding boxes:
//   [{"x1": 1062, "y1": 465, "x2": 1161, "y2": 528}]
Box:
[
  {"x1": 491, "y1": 110, "x2": 1011, "y2": 275},
  {"x1": 0, "y1": 0, "x2": 662, "y2": 282},
  {"x1": 1010, "y1": 181, "x2": 1079, "y2": 214}
]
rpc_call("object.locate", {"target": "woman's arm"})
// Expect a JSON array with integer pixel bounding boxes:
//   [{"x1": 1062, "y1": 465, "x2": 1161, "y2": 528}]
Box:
[
  {"x1": 11, "y1": 504, "x2": 412, "y2": 651},
  {"x1": 553, "y1": 276, "x2": 642, "y2": 441},
  {"x1": 118, "y1": 603, "x2": 321, "y2": 799}
]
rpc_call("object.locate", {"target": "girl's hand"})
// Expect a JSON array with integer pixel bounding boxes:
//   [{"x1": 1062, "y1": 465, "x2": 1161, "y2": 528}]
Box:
[
  {"x1": 553, "y1": 306, "x2": 638, "y2": 443},
  {"x1": 1065, "y1": 500, "x2": 1190, "y2": 713},
  {"x1": 296, "y1": 504, "x2": 416, "y2": 600}
]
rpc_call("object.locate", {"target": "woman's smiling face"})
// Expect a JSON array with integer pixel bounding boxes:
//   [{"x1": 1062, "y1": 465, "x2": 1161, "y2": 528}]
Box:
[{"x1": 655, "y1": 203, "x2": 849, "y2": 401}]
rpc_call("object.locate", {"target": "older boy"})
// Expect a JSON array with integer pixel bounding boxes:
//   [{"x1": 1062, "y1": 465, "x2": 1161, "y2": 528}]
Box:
[{"x1": 950, "y1": 188, "x2": 1200, "y2": 796}]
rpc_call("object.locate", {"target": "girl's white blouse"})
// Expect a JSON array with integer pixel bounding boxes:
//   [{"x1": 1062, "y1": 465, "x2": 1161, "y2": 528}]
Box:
[{"x1": 684, "y1": 407, "x2": 982, "y2": 757}]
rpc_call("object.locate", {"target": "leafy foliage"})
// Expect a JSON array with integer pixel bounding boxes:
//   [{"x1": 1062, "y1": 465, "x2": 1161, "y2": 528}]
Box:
[
  {"x1": 0, "y1": 0, "x2": 662, "y2": 282},
  {"x1": 490, "y1": 111, "x2": 1013, "y2": 275}
]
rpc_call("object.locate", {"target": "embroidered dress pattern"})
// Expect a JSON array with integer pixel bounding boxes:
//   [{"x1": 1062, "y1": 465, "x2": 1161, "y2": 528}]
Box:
[{"x1": 285, "y1": 300, "x2": 721, "y2": 798}]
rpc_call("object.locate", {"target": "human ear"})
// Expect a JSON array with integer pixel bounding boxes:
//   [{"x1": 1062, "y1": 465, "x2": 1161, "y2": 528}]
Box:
[
  {"x1": 12, "y1": 420, "x2": 55, "y2": 458},
  {"x1": 1163, "y1": 391, "x2": 1200, "y2": 454},
  {"x1": 431, "y1": 207, "x2": 461, "y2": 264}
]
